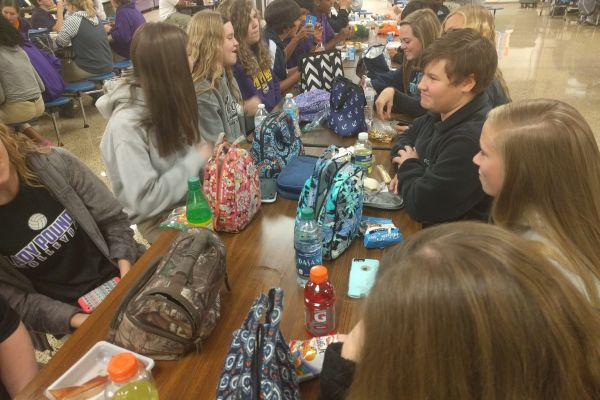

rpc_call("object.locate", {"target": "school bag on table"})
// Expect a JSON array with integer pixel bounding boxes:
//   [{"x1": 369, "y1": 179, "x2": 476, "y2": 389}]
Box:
[
  {"x1": 299, "y1": 49, "x2": 344, "y2": 92},
  {"x1": 276, "y1": 155, "x2": 319, "y2": 200},
  {"x1": 327, "y1": 76, "x2": 368, "y2": 137}
]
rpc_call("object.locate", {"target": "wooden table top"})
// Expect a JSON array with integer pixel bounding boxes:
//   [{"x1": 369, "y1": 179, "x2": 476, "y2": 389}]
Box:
[{"x1": 17, "y1": 150, "x2": 419, "y2": 400}]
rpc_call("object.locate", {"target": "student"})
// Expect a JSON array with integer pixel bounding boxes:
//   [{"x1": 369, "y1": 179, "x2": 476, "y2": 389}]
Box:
[
  {"x1": 287, "y1": 0, "x2": 321, "y2": 69},
  {"x1": 104, "y1": 0, "x2": 145, "y2": 59},
  {"x1": 56, "y1": 0, "x2": 112, "y2": 82},
  {"x1": 313, "y1": 0, "x2": 352, "y2": 50},
  {"x1": 218, "y1": 0, "x2": 282, "y2": 114},
  {"x1": 98, "y1": 23, "x2": 211, "y2": 244},
  {"x1": 264, "y1": 0, "x2": 301, "y2": 92},
  {"x1": 159, "y1": 0, "x2": 191, "y2": 30},
  {"x1": 372, "y1": 9, "x2": 440, "y2": 118},
  {"x1": 473, "y1": 99, "x2": 600, "y2": 305},
  {"x1": 0, "y1": 123, "x2": 139, "y2": 342},
  {"x1": 187, "y1": 11, "x2": 245, "y2": 144},
  {"x1": 319, "y1": 222, "x2": 600, "y2": 400},
  {"x1": 1, "y1": 0, "x2": 29, "y2": 37},
  {"x1": 401, "y1": 0, "x2": 449, "y2": 22},
  {"x1": 442, "y1": 5, "x2": 511, "y2": 107},
  {"x1": 329, "y1": 0, "x2": 351, "y2": 33},
  {"x1": 383, "y1": 29, "x2": 496, "y2": 224},
  {"x1": 30, "y1": 0, "x2": 64, "y2": 32}
]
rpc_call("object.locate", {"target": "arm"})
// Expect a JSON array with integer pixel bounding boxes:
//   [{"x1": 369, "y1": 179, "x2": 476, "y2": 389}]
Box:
[
  {"x1": 56, "y1": 13, "x2": 81, "y2": 47},
  {"x1": 32, "y1": 68, "x2": 45, "y2": 94},
  {"x1": 279, "y1": 68, "x2": 300, "y2": 92},
  {"x1": 0, "y1": 322, "x2": 38, "y2": 397},
  {"x1": 196, "y1": 88, "x2": 228, "y2": 144},
  {"x1": 390, "y1": 114, "x2": 422, "y2": 157},
  {"x1": 318, "y1": 342, "x2": 357, "y2": 400},
  {"x1": 324, "y1": 27, "x2": 351, "y2": 50},
  {"x1": 108, "y1": 9, "x2": 130, "y2": 44},
  {"x1": 285, "y1": 26, "x2": 310, "y2": 62},
  {"x1": 392, "y1": 89, "x2": 426, "y2": 117},
  {"x1": 53, "y1": 0, "x2": 64, "y2": 32},
  {"x1": 232, "y1": 64, "x2": 261, "y2": 116}
]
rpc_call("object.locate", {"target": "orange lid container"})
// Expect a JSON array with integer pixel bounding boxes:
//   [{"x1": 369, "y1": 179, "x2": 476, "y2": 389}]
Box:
[
  {"x1": 310, "y1": 265, "x2": 328, "y2": 284},
  {"x1": 107, "y1": 352, "x2": 138, "y2": 382}
]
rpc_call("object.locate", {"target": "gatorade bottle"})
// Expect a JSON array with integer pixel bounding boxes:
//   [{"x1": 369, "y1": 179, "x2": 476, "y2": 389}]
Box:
[
  {"x1": 304, "y1": 265, "x2": 336, "y2": 337},
  {"x1": 105, "y1": 353, "x2": 159, "y2": 400},
  {"x1": 186, "y1": 176, "x2": 212, "y2": 228}
]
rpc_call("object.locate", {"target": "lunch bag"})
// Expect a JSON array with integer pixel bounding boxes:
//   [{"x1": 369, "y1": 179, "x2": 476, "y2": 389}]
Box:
[
  {"x1": 276, "y1": 155, "x2": 319, "y2": 200},
  {"x1": 294, "y1": 88, "x2": 330, "y2": 122},
  {"x1": 299, "y1": 49, "x2": 344, "y2": 92},
  {"x1": 251, "y1": 111, "x2": 303, "y2": 179},
  {"x1": 216, "y1": 288, "x2": 300, "y2": 400},
  {"x1": 204, "y1": 136, "x2": 261, "y2": 233},
  {"x1": 296, "y1": 146, "x2": 364, "y2": 260},
  {"x1": 107, "y1": 229, "x2": 227, "y2": 360},
  {"x1": 327, "y1": 77, "x2": 368, "y2": 137}
]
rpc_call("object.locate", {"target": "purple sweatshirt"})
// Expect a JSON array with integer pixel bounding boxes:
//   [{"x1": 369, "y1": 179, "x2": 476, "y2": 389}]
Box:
[{"x1": 109, "y1": 3, "x2": 145, "y2": 58}]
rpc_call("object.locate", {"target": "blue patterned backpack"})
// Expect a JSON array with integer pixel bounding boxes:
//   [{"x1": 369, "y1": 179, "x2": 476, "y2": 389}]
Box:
[
  {"x1": 296, "y1": 146, "x2": 364, "y2": 260},
  {"x1": 216, "y1": 288, "x2": 300, "y2": 400},
  {"x1": 327, "y1": 77, "x2": 368, "y2": 137},
  {"x1": 251, "y1": 111, "x2": 304, "y2": 179}
]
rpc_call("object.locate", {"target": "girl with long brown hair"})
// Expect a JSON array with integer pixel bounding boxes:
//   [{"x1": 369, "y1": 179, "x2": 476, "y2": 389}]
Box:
[
  {"x1": 98, "y1": 22, "x2": 211, "y2": 244},
  {"x1": 473, "y1": 98, "x2": 600, "y2": 305},
  {"x1": 319, "y1": 222, "x2": 600, "y2": 399}
]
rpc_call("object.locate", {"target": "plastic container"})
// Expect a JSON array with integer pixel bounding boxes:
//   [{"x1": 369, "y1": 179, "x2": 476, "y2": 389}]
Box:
[
  {"x1": 105, "y1": 353, "x2": 159, "y2": 399},
  {"x1": 363, "y1": 78, "x2": 376, "y2": 129},
  {"x1": 186, "y1": 176, "x2": 212, "y2": 228},
  {"x1": 254, "y1": 103, "x2": 268, "y2": 134},
  {"x1": 353, "y1": 132, "x2": 373, "y2": 174},
  {"x1": 283, "y1": 93, "x2": 301, "y2": 134},
  {"x1": 304, "y1": 265, "x2": 336, "y2": 336},
  {"x1": 294, "y1": 208, "x2": 323, "y2": 287}
]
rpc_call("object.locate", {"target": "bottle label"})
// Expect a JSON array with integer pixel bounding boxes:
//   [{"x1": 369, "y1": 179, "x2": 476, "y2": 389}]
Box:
[
  {"x1": 305, "y1": 305, "x2": 335, "y2": 336},
  {"x1": 353, "y1": 153, "x2": 373, "y2": 171},
  {"x1": 283, "y1": 107, "x2": 297, "y2": 122},
  {"x1": 296, "y1": 247, "x2": 322, "y2": 280}
]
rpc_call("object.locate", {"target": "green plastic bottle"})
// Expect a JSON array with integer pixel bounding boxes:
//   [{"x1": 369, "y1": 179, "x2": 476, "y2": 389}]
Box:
[{"x1": 186, "y1": 176, "x2": 212, "y2": 227}]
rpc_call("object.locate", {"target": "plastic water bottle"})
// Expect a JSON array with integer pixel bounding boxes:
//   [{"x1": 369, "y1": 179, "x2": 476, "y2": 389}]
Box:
[
  {"x1": 353, "y1": 132, "x2": 373, "y2": 174},
  {"x1": 254, "y1": 103, "x2": 268, "y2": 134},
  {"x1": 105, "y1": 353, "x2": 159, "y2": 399},
  {"x1": 186, "y1": 176, "x2": 212, "y2": 228},
  {"x1": 294, "y1": 207, "x2": 322, "y2": 287},
  {"x1": 368, "y1": 24, "x2": 377, "y2": 46},
  {"x1": 283, "y1": 93, "x2": 301, "y2": 134},
  {"x1": 304, "y1": 265, "x2": 336, "y2": 337},
  {"x1": 363, "y1": 78, "x2": 376, "y2": 129}
]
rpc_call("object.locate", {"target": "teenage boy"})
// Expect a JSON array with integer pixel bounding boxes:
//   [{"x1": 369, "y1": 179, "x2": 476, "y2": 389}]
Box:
[
  {"x1": 382, "y1": 28, "x2": 497, "y2": 224},
  {"x1": 313, "y1": 0, "x2": 352, "y2": 49}
]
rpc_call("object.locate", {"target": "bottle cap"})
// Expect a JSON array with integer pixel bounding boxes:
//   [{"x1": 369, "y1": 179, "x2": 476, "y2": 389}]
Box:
[
  {"x1": 107, "y1": 352, "x2": 138, "y2": 382},
  {"x1": 358, "y1": 132, "x2": 368, "y2": 140},
  {"x1": 258, "y1": 103, "x2": 265, "y2": 109},
  {"x1": 188, "y1": 176, "x2": 200, "y2": 190},
  {"x1": 286, "y1": 93, "x2": 293, "y2": 99},
  {"x1": 310, "y1": 265, "x2": 328, "y2": 284},
  {"x1": 301, "y1": 207, "x2": 315, "y2": 220}
]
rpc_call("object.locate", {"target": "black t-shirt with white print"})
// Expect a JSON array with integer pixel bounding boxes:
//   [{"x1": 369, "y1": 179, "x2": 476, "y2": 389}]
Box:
[{"x1": 0, "y1": 184, "x2": 118, "y2": 304}]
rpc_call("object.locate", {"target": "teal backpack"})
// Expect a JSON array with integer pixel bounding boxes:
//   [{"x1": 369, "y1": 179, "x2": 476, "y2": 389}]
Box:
[{"x1": 296, "y1": 146, "x2": 364, "y2": 260}]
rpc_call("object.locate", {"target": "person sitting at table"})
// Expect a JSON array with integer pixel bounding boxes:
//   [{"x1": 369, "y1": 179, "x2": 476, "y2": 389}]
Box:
[
  {"x1": 1, "y1": 0, "x2": 30, "y2": 37},
  {"x1": 104, "y1": 0, "x2": 145, "y2": 59},
  {"x1": 312, "y1": 0, "x2": 352, "y2": 50},
  {"x1": 218, "y1": 0, "x2": 282, "y2": 114},
  {"x1": 56, "y1": 0, "x2": 112, "y2": 82},
  {"x1": 30, "y1": 0, "x2": 64, "y2": 32},
  {"x1": 187, "y1": 11, "x2": 245, "y2": 144},
  {"x1": 98, "y1": 22, "x2": 211, "y2": 244},
  {"x1": 442, "y1": 5, "x2": 511, "y2": 107},
  {"x1": 401, "y1": 0, "x2": 449, "y2": 22},
  {"x1": 287, "y1": 0, "x2": 321, "y2": 69},
  {"x1": 0, "y1": 123, "x2": 140, "y2": 347},
  {"x1": 264, "y1": 0, "x2": 301, "y2": 92},
  {"x1": 329, "y1": 0, "x2": 351, "y2": 33},
  {"x1": 473, "y1": 99, "x2": 600, "y2": 306},
  {"x1": 373, "y1": 9, "x2": 440, "y2": 118},
  {"x1": 382, "y1": 29, "x2": 495, "y2": 224},
  {"x1": 318, "y1": 222, "x2": 600, "y2": 400},
  {"x1": 159, "y1": 0, "x2": 191, "y2": 30},
  {"x1": 0, "y1": 296, "x2": 37, "y2": 398}
]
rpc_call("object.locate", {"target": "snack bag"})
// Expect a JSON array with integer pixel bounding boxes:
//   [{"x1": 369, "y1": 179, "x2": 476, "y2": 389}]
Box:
[
  {"x1": 289, "y1": 335, "x2": 340, "y2": 382},
  {"x1": 360, "y1": 216, "x2": 403, "y2": 249}
]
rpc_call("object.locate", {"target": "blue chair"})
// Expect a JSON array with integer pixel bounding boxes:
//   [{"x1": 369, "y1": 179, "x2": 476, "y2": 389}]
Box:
[
  {"x1": 44, "y1": 96, "x2": 72, "y2": 146},
  {"x1": 64, "y1": 80, "x2": 96, "y2": 128},
  {"x1": 88, "y1": 72, "x2": 116, "y2": 83},
  {"x1": 113, "y1": 59, "x2": 131, "y2": 76}
]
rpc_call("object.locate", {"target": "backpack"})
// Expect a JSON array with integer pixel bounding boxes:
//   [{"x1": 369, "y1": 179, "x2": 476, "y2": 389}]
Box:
[
  {"x1": 107, "y1": 229, "x2": 227, "y2": 360},
  {"x1": 251, "y1": 111, "x2": 304, "y2": 179},
  {"x1": 21, "y1": 41, "x2": 65, "y2": 102},
  {"x1": 216, "y1": 288, "x2": 300, "y2": 400},
  {"x1": 204, "y1": 136, "x2": 262, "y2": 233},
  {"x1": 327, "y1": 77, "x2": 368, "y2": 137},
  {"x1": 296, "y1": 146, "x2": 364, "y2": 260}
]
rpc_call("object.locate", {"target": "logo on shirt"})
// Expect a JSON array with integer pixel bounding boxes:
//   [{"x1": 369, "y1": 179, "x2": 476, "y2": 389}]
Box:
[
  {"x1": 252, "y1": 68, "x2": 273, "y2": 95},
  {"x1": 28, "y1": 213, "x2": 48, "y2": 231}
]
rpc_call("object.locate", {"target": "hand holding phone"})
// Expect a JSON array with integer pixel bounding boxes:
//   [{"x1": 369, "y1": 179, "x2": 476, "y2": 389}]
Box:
[
  {"x1": 348, "y1": 258, "x2": 380, "y2": 298},
  {"x1": 78, "y1": 277, "x2": 120, "y2": 313}
]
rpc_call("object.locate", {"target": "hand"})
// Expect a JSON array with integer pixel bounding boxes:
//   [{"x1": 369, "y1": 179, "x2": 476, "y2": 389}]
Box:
[
  {"x1": 117, "y1": 259, "x2": 131, "y2": 277},
  {"x1": 197, "y1": 139, "x2": 213, "y2": 161},
  {"x1": 293, "y1": 24, "x2": 310, "y2": 42},
  {"x1": 56, "y1": 0, "x2": 63, "y2": 8},
  {"x1": 389, "y1": 175, "x2": 398, "y2": 193},
  {"x1": 243, "y1": 95, "x2": 262, "y2": 116},
  {"x1": 103, "y1": 23, "x2": 112, "y2": 33},
  {"x1": 340, "y1": 26, "x2": 353, "y2": 41},
  {"x1": 376, "y1": 87, "x2": 395, "y2": 120},
  {"x1": 341, "y1": 320, "x2": 364, "y2": 362},
  {"x1": 70, "y1": 313, "x2": 89, "y2": 329},
  {"x1": 392, "y1": 145, "x2": 418, "y2": 166},
  {"x1": 393, "y1": 124, "x2": 409, "y2": 134},
  {"x1": 313, "y1": 23, "x2": 324, "y2": 44}
]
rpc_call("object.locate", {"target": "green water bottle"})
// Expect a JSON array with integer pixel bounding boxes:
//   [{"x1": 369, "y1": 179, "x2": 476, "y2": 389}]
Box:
[{"x1": 186, "y1": 176, "x2": 212, "y2": 227}]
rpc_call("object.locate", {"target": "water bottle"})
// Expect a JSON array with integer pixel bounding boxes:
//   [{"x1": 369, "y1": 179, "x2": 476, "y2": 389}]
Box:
[
  {"x1": 254, "y1": 103, "x2": 268, "y2": 134},
  {"x1": 294, "y1": 207, "x2": 322, "y2": 287},
  {"x1": 304, "y1": 265, "x2": 336, "y2": 337},
  {"x1": 283, "y1": 93, "x2": 301, "y2": 134},
  {"x1": 105, "y1": 353, "x2": 159, "y2": 399},
  {"x1": 353, "y1": 132, "x2": 373, "y2": 174},
  {"x1": 363, "y1": 77, "x2": 376, "y2": 129},
  {"x1": 186, "y1": 176, "x2": 212, "y2": 228},
  {"x1": 368, "y1": 24, "x2": 377, "y2": 46}
]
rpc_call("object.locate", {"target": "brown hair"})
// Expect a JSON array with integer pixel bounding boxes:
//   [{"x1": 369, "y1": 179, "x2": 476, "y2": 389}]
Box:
[
  {"x1": 348, "y1": 221, "x2": 600, "y2": 399},
  {"x1": 63, "y1": 0, "x2": 96, "y2": 16},
  {"x1": 398, "y1": 9, "x2": 441, "y2": 94},
  {"x1": 130, "y1": 23, "x2": 199, "y2": 157},
  {"x1": 421, "y1": 28, "x2": 497, "y2": 95},
  {"x1": 0, "y1": 124, "x2": 47, "y2": 187},
  {"x1": 487, "y1": 99, "x2": 600, "y2": 306}
]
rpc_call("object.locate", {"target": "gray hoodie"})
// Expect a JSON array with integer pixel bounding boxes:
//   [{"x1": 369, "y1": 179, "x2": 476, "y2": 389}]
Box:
[{"x1": 97, "y1": 82, "x2": 206, "y2": 224}]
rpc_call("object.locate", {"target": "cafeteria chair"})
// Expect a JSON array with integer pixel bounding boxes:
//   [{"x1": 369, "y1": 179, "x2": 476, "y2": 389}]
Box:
[
  {"x1": 63, "y1": 80, "x2": 96, "y2": 128},
  {"x1": 113, "y1": 59, "x2": 132, "y2": 76},
  {"x1": 43, "y1": 96, "x2": 72, "y2": 146}
]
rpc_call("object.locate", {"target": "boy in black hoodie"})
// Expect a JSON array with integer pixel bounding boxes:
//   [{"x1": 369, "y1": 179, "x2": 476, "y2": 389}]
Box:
[{"x1": 382, "y1": 28, "x2": 497, "y2": 224}]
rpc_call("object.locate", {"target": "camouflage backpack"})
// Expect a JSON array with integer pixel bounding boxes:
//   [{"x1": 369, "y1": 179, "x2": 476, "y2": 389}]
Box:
[{"x1": 107, "y1": 229, "x2": 228, "y2": 360}]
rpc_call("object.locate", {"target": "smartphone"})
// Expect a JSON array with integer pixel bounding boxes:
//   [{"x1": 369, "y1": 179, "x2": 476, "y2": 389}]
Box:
[
  {"x1": 348, "y1": 258, "x2": 380, "y2": 298},
  {"x1": 78, "y1": 277, "x2": 120, "y2": 313},
  {"x1": 305, "y1": 15, "x2": 317, "y2": 33},
  {"x1": 260, "y1": 178, "x2": 278, "y2": 203}
]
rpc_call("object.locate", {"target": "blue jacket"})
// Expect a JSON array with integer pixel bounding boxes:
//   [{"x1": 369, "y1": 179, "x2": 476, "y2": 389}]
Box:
[{"x1": 109, "y1": 3, "x2": 145, "y2": 58}]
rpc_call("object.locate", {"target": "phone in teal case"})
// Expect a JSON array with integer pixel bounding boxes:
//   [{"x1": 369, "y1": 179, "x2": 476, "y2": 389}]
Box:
[{"x1": 348, "y1": 258, "x2": 380, "y2": 298}]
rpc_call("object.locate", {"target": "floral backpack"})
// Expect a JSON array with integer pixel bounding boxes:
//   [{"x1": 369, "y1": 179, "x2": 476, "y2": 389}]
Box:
[
  {"x1": 296, "y1": 146, "x2": 364, "y2": 260},
  {"x1": 203, "y1": 136, "x2": 261, "y2": 233}
]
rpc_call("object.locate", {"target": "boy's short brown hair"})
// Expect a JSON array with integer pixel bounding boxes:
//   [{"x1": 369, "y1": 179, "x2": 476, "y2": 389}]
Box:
[{"x1": 421, "y1": 28, "x2": 497, "y2": 95}]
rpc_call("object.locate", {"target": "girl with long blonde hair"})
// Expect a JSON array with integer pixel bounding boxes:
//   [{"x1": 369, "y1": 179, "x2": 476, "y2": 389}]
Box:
[
  {"x1": 188, "y1": 11, "x2": 245, "y2": 143},
  {"x1": 473, "y1": 99, "x2": 600, "y2": 305}
]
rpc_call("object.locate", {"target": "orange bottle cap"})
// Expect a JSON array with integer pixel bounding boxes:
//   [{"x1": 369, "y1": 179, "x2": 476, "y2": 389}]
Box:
[
  {"x1": 107, "y1": 352, "x2": 138, "y2": 382},
  {"x1": 310, "y1": 265, "x2": 328, "y2": 284}
]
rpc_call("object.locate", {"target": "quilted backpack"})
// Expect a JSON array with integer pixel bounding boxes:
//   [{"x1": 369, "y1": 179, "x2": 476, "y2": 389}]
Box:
[
  {"x1": 327, "y1": 77, "x2": 368, "y2": 138},
  {"x1": 251, "y1": 111, "x2": 304, "y2": 179},
  {"x1": 216, "y1": 288, "x2": 300, "y2": 400},
  {"x1": 296, "y1": 146, "x2": 364, "y2": 260},
  {"x1": 204, "y1": 136, "x2": 261, "y2": 233}
]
